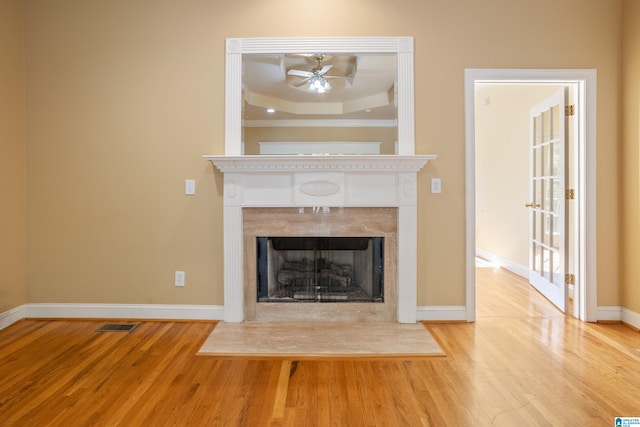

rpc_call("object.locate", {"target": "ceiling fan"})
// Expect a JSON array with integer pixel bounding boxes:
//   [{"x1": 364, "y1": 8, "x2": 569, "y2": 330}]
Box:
[{"x1": 287, "y1": 54, "x2": 337, "y2": 93}]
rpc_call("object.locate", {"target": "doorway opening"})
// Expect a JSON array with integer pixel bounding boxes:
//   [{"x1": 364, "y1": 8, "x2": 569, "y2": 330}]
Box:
[{"x1": 464, "y1": 69, "x2": 597, "y2": 322}]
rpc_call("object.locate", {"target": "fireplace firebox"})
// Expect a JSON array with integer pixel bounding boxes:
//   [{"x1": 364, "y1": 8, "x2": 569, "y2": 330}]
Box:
[{"x1": 256, "y1": 236, "x2": 384, "y2": 303}]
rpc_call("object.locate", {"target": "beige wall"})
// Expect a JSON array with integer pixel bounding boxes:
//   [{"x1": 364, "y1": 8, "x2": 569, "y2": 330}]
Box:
[
  {"x1": 621, "y1": 0, "x2": 640, "y2": 313},
  {"x1": 24, "y1": 0, "x2": 224, "y2": 304},
  {"x1": 475, "y1": 85, "x2": 561, "y2": 268},
  {"x1": 17, "y1": 0, "x2": 624, "y2": 311},
  {"x1": 0, "y1": 0, "x2": 27, "y2": 312}
]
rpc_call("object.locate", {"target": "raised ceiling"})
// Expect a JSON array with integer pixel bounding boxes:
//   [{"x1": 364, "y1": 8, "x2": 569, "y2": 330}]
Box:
[{"x1": 242, "y1": 53, "x2": 398, "y2": 122}]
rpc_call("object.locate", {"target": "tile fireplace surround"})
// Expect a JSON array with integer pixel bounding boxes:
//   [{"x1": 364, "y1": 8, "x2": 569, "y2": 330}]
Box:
[{"x1": 205, "y1": 154, "x2": 436, "y2": 323}]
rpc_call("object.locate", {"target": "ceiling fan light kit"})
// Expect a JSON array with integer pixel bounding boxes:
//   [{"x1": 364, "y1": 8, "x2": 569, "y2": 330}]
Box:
[
  {"x1": 309, "y1": 75, "x2": 331, "y2": 93},
  {"x1": 287, "y1": 54, "x2": 337, "y2": 93}
]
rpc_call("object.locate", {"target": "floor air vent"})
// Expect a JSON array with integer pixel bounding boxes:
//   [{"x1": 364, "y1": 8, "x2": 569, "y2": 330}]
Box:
[{"x1": 96, "y1": 323, "x2": 139, "y2": 332}]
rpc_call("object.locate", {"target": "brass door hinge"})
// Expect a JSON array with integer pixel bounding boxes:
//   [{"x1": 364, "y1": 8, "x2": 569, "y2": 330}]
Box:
[
  {"x1": 565, "y1": 274, "x2": 575, "y2": 285},
  {"x1": 565, "y1": 105, "x2": 575, "y2": 116},
  {"x1": 565, "y1": 189, "x2": 575, "y2": 200}
]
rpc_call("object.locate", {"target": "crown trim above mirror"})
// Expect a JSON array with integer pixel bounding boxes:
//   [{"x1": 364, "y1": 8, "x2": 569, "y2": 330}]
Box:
[{"x1": 224, "y1": 37, "x2": 415, "y2": 156}]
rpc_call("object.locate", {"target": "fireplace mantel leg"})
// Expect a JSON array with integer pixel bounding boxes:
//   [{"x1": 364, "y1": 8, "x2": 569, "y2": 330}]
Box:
[
  {"x1": 223, "y1": 199, "x2": 244, "y2": 322},
  {"x1": 397, "y1": 208, "x2": 418, "y2": 323},
  {"x1": 397, "y1": 173, "x2": 418, "y2": 323}
]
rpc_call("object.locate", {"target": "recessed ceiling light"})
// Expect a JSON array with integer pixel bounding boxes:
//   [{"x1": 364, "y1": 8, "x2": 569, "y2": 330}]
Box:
[
  {"x1": 365, "y1": 109, "x2": 372, "y2": 113},
  {"x1": 266, "y1": 108, "x2": 276, "y2": 113}
]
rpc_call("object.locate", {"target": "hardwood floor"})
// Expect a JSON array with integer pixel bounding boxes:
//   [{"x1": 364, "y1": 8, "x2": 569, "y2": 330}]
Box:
[{"x1": 1, "y1": 268, "x2": 639, "y2": 426}]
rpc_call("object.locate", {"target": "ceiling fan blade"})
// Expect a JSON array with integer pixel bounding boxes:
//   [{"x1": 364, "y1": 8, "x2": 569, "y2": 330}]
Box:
[
  {"x1": 319, "y1": 64, "x2": 333, "y2": 75},
  {"x1": 293, "y1": 77, "x2": 311, "y2": 87},
  {"x1": 288, "y1": 69, "x2": 313, "y2": 77}
]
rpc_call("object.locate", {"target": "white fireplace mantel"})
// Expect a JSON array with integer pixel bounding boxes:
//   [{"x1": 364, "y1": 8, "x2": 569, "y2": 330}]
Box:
[
  {"x1": 205, "y1": 155, "x2": 437, "y2": 173},
  {"x1": 205, "y1": 154, "x2": 437, "y2": 323}
]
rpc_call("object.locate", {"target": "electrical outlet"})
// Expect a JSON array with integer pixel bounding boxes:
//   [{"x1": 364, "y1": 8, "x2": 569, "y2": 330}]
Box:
[
  {"x1": 431, "y1": 178, "x2": 442, "y2": 194},
  {"x1": 185, "y1": 179, "x2": 195, "y2": 195},
  {"x1": 175, "y1": 271, "x2": 185, "y2": 287}
]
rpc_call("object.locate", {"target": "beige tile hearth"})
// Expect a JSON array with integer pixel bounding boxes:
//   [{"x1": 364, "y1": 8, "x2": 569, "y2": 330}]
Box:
[
  {"x1": 243, "y1": 208, "x2": 398, "y2": 322},
  {"x1": 197, "y1": 321, "x2": 445, "y2": 357}
]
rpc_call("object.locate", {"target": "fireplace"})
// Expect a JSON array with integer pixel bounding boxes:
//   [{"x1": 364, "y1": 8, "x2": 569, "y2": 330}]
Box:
[
  {"x1": 257, "y1": 236, "x2": 384, "y2": 303},
  {"x1": 204, "y1": 155, "x2": 436, "y2": 323},
  {"x1": 243, "y1": 207, "x2": 397, "y2": 322},
  {"x1": 204, "y1": 37, "x2": 437, "y2": 322}
]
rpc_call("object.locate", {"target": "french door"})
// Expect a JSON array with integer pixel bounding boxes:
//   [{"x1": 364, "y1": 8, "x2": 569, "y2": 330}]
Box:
[{"x1": 528, "y1": 89, "x2": 567, "y2": 312}]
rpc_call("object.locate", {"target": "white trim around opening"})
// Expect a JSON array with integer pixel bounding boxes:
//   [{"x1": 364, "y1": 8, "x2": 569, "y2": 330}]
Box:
[{"x1": 464, "y1": 69, "x2": 597, "y2": 323}]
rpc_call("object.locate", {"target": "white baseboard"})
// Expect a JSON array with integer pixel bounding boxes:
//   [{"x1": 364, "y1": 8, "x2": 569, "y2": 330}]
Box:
[
  {"x1": 0, "y1": 305, "x2": 28, "y2": 331},
  {"x1": 2, "y1": 303, "x2": 469, "y2": 330},
  {"x1": 476, "y1": 248, "x2": 529, "y2": 278},
  {"x1": 416, "y1": 306, "x2": 467, "y2": 322},
  {"x1": 9, "y1": 303, "x2": 635, "y2": 329},
  {"x1": 596, "y1": 306, "x2": 640, "y2": 329},
  {"x1": 26, "y1": 303, "x2": 225, "y2": 321},
  {"x1": 0, "y1": 303, "x2": 225, "y2": 331},
  {"x1": 621, "y1": 307, "x2": 640, "y2": 329},
  {"x1": 596, "y1": 306, "x2": 622, "y2": 322}
]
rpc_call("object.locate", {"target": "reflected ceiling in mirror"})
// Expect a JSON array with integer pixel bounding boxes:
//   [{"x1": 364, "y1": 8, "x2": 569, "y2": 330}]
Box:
[
  {"x1": 224, "y1": 37, "x2": 415, "y2": 155},
  {"x1": 242, "y1": 53, "x2": 397, "y2": 122}
]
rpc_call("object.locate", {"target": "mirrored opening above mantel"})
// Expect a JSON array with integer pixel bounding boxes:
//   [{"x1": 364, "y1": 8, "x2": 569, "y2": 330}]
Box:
[
  {"x1": 242, "y1": 48, "x2": 398, "y2": 155},
  {"x1": 222, "y1": 37, "x2": 420, "y2": 156}
]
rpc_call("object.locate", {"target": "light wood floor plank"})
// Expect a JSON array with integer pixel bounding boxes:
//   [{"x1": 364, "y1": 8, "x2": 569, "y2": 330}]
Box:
[
  {"x1": 1, "y1": 267, "x2": 640, "y2": 425},
  {"x1": 272, "y1": 360, "x2": 291, "y2": 420}
]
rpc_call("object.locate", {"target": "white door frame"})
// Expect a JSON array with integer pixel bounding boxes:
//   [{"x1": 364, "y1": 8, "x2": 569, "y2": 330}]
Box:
[{"x1": 464, "y1": 69, "x2": 597, "y2": 322}]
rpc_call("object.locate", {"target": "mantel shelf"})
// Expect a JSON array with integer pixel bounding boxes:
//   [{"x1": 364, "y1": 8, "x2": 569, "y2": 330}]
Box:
[{"x1": 204, "y1": 154, "x2": 437, "y2": 173}]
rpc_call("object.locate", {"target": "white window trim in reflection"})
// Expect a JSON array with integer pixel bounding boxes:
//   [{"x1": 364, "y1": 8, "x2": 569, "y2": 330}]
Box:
[{"x1": 225, "y1": 37, "x2": 415, "y2": 156}]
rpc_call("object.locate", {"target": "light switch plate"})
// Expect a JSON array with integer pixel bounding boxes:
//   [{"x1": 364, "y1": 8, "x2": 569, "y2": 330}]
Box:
[{"x1": 175, "y1": 271, "x2": 185, "y2": 287}]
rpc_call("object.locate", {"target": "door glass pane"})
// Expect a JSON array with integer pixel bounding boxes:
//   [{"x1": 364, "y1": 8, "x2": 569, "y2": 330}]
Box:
[
  {"x1": 551, "y1": 105, "x2": 560, "y2": 140},
  {"x1": 542, "y1": 144, "x2": 550, "y2": 176},
  {"x1": 544, "y1": 178, "x2": 552, "y2": 211},
  {"x1": 543, "y1": 214, "x2": 552, "y2": 246},
  {"x1": 533, "y1": 243, "x2": 542, "y2": 273},
  {"x1": 542, "y1": 110, "x2": 551, "y2": 142},
  {"x1": 552, "y1": 142, "x2": 561, "y2": 176},
  {"x1": 551, "y1": 214, "x2": 559, "y2": 249},
  {"x1": 551, "y1": 179, "x2": 560, "y2": 214}
]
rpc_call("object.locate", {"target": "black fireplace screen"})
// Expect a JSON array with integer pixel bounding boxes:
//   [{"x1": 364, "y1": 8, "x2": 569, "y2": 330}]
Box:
[{"x1": 257, "y1": 236, "x2": 384, "y2": 303}]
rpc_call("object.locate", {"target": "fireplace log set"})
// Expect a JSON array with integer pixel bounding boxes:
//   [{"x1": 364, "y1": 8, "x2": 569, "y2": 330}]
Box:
[
  {"x1": 256, "y1": 236, "x2": 384, "y2": 303},
  {"x1": 272, "y1": 257, "x2": 372, "y2": 301},
  {"x1": 277, "y1": 258, "x2": 354, "y2": 288}
]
